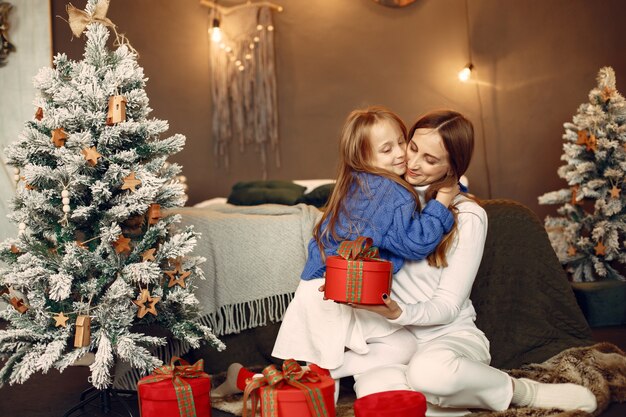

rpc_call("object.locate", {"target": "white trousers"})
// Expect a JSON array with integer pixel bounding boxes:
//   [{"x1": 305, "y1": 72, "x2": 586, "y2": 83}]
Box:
[{"x1": 354, "y1": 330, "x2": 513, "y2": 416}]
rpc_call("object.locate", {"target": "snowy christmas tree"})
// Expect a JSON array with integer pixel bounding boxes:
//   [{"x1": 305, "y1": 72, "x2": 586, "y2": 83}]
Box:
[
  {"x1": 539, "y1": 67, "x2": 626, "y2": 282},
  {"x1": 0, "y1": 0, "x2": 224, "y2": 389}
]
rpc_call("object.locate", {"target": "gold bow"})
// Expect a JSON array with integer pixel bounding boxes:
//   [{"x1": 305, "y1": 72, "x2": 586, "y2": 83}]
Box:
[{"x1": 67, "y1": 0, "x2": 115, "y2": 38}]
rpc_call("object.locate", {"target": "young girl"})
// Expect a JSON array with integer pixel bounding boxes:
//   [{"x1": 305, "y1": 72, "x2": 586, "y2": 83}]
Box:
[{"x1": 213, "y1": 106, "x2": 458, "y2": 397}]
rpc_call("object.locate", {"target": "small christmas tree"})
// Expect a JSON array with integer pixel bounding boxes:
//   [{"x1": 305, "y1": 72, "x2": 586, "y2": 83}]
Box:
[
  {"x1": 539, "y1": 67, "x2": 626, "y2": 282},
  {"x1": 0, "y1": 0, "x2": 224, "y2": 389}
]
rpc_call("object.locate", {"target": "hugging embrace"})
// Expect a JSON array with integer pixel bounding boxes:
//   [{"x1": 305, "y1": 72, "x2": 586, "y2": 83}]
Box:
[{"x1": 215, "y1": 107, "x2": 597, "y2": 416}]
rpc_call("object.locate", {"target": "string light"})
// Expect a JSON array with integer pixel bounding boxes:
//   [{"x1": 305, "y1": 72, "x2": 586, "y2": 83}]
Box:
[
  {"x1": 458, "y1": 63, "x2": 473, "y2": 82},
  {"x1": 210, "y1": 17, "x2": 222, "y2": 43}
]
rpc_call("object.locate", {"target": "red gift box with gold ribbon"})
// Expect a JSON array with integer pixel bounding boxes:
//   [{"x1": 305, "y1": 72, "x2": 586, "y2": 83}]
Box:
[
  {"x1": 243, "y1": 359, "x2": 335, "y2": 417},
  {"x1": 324, "y1": 237, "x2": 392, "y2": 305},
  {"x1": 137, "y1": 357, "x2": 211, "y2": 417}
]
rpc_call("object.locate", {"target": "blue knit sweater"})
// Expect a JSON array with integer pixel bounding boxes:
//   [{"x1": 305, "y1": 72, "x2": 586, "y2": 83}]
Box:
[{"x1": 301, "y1": 172, "x2": 455, "y2": 279}]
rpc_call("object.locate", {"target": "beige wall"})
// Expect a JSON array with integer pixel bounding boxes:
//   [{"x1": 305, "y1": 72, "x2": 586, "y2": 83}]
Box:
[{"x1": 50, "y1": 0, "x2": 626, "y2": 219}]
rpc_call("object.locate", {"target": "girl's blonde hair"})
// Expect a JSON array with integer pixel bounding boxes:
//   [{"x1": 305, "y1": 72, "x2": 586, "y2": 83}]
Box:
[
  {"x1": 314, "y1": 106, "x2": 419, "y2": 255},
  {"x1": 408, "y1": 110, "x2": 478, "y2": 267}
]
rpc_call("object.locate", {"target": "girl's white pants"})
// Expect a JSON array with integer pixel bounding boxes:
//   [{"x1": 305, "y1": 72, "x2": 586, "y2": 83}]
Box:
[{"x1": 354, "y1": 329, "x2": 514, "y2": 416}]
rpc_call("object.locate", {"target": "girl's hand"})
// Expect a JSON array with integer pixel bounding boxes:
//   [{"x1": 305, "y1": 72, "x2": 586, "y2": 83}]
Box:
[
  {"x1": 350, "y1": 293, "x2": 403, "y2": 320},
  {"x1": 435, "y1": 181, "x2": 460, "y2": 207}
]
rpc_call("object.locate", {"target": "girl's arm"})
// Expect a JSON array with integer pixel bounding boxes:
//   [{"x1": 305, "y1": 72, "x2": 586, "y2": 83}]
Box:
[{"x1": 381, "y1": 198, "x2": 454, "y2": 261}]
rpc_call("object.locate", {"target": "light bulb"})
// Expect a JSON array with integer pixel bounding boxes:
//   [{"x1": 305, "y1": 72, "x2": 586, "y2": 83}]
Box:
[
  {"x1": 210, "y1": 18, "x2": 222, "y2": 43},
  {"x1": 458, "y1": 64, "x2": 473, "y2": 82}
]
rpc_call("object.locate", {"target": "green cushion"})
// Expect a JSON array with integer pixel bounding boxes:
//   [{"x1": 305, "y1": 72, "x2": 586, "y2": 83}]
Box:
[
  {"x1": 227, "y1": 180, "x2": 306, "y2": 206},
  {"x1": 297, "y1": 183, "x2": 335, "y2": 208}
]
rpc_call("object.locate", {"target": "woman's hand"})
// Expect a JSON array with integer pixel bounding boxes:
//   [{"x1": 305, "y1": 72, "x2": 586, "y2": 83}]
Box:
[{"x1": 350, "y1": 293, "x2": 403, "y2": 320}]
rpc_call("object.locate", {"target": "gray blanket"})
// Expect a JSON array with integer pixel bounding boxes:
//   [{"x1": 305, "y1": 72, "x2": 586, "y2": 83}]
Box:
[{"x1": 169, "y1": 203, "x2": 322, "y2": 336}]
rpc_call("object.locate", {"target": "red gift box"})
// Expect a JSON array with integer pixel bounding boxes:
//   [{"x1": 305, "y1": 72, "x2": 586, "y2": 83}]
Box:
[
  {"x1": 325, "y1": 237, "x2": 392, "y2": 305},
  {"x1": 137, "y1": 357, "x2": 211, "y2": 417},
  {"x1": 354, "y1": 390, "x2": 426, "y2": 417},
  {"x1": 243, "y1": 359, "x2": 335, "y2": 417}
]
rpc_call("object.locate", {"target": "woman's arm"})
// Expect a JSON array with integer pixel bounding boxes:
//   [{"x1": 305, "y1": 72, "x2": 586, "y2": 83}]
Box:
[{"x1": 358, "y1": 203, "x2": 487, "y2": 325}]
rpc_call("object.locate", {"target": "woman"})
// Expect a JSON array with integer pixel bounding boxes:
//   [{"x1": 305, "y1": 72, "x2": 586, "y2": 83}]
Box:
[{"x1": 352, "y1": 110, "x2": 597, "y2": 415}]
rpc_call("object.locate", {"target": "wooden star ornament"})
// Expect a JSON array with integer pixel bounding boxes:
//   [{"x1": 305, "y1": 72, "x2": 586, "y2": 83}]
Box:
[
  {"x1": 10, "y1": 244, "x2": 20, "y2": 254},
  {"x1": 51, "y1": 128, "x2": 68, "y2": 147},
  {"x1": 610, "y1": 185, "x2": 621, "y2": 199},
  {"x1": 594, "y1": 240, "x2": 606, "y2": 256},
  {"x1": 54, "y1": 312, "x2": 70, "y2": 328},
  {"x1": 576, "y1": 130, "x2": 588, "y2": 145},
  {"x1": 567, "y1": 246, "x2": 577, "y2": 257},
  {"x1": 35, "y1": 107, "x2": 44, "y2": 121},
  {"x1": 165, "y1": 261, "x2": 191, "y2": 288},
  {"x1": 121, "y1": 172, "x2": 141, "y2": 192},
  {"x1": 112, "y1": 234, "x2": 132, "y2": 255},
  {"x1": 133, "y1": 289, "x2": 160, "y2": 318},
  {"x1": 141, "y1": 248, "x2": 156, "y2": 262},
  {"x1": 81, "y1": 147, "x2": 102, "y2": 166},
  {"x1": 601, "y1": 86, "x2": 615, "y2": 102},
  {"x1": 585, "y1": 134, "x2": 597, "y2": 152}
]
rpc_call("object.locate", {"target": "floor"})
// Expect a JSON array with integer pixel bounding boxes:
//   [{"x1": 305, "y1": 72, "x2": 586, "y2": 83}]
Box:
[{"x1": 0, "y1": 325, "x2": 624, "y2": 417}]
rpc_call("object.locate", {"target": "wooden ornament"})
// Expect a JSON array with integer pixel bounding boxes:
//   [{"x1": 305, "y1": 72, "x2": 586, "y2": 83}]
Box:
[
  {"x1": 51, "y1": 128, "x2": 68, "y2": 147},
  {"x1": 106, "y1": 95, "x2": 127, "y2": 125},
  {"x1": 35, "y1": 107, "x2": 44, "y2": 121},
  {"x1": 112, "y1": 234, "x2": 132, "y2": 255},
  {"x1": 594, "y1": 241, "x2": 606, "y2": 256},
  {"x1": 121, "y1": 172, "x2": 141, "y2": 192},
  {"x1": 576, "y1": 130, "x2": 588, "y2": 145},
  {"x1": 133, "y1": 289, "x2": 160, "y2": 318},
  {"x1": 147, "y1": 204, "x2": 162, "y2": 225},
  {"x1": 21, "y1": 176, "x2": 35, "y2": 190},
  {"x1": 585, "y1": 134, "x2": 597, "y2": 152},
  {"x1": 141, "y1": 248, "x2": 156, "y2": 262},
  {"x1": 74, "y1": 315, "x2": 91, "y2": 347},
  {"x1": 570, "y1": 185, "x2": 580, "y2": 206},
  {"x1": 10, "y1": 244, "x2": 20, "y2": 254},
  {"x1": 567, "y1": 246, "x2": 577, "y2": 257},
  {"x1": 10, "y1": 297, "x2": 28, "y2": 314},
  {"x1": 76, "y1": 240, "x2": 88, "y2": 250},
  {"x1": 54, "y1": 312, "x2": 70, "y2": 328},
  {"x1": 610, "y1": 185, "x2": 621, "y2": 199},
  {"x1": 165, "y1": 260, "x2": 191, "y2": 289},
  {"x1": 81, "y1": 147, "x2": 102, "y2": 166},
  {"x1": 601, "y1": 86, "x2": 615, "y2": 102}
]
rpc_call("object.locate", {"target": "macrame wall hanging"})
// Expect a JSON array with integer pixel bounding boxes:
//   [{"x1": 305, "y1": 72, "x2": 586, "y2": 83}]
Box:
[
  {"x1": 0, "y1": 2, "x2": 16, "y2": 67},
  {"x1": 202, "y1": 1, "x2": 283, "y2": 179}
]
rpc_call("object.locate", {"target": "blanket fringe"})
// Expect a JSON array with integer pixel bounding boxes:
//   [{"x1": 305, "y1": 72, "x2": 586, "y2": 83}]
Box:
[{"x1": 113, "y1": 293, "x2": 294, "y2": 390}]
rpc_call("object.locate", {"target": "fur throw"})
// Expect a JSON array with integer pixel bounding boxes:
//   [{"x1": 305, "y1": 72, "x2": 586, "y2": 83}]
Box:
[
  {"x1": 211, "y1": 343, "x2": 626, "y2": 417},
  {"x1": 470, "y1": 342, "x2": 626, "y2": 417}
]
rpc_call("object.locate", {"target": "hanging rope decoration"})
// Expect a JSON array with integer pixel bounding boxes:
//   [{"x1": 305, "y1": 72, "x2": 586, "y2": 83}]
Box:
[
  {"x1": 206, "y1": 2, "x2": 281, "y2": 180},
  {"x1": 0, "y1": 2, "x2": 16, "y2": 67}
]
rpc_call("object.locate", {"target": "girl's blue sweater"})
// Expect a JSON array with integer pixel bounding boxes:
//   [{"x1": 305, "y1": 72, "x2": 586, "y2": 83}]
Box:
[{"x1": 301, "y1": 172, "x2": 454, "y2": 279}]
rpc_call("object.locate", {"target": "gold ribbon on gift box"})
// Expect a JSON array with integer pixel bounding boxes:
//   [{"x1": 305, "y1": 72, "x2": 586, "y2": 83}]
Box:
[
  {"x1": 137, "y1": 357, "x2": 210, "y2": 417},
  {"x1": 337, "y1": 236, "x2": 382, "y2": 303},
  {"x1": 243, "y1": 359, "x2": 329, "y2": 417}
]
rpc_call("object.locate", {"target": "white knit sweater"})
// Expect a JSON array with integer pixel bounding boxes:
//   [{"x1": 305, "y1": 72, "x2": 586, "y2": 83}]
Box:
[{"x1": 389, "y1": 188, "x2": 488, "y2": 342}]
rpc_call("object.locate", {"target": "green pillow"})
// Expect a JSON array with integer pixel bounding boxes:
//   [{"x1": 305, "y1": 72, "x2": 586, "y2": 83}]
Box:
[
  {"x1": 297, "y1": 183, "x2": 335, "y2": 208},
  {"x1": 227, "y1": 180, "x2": 306, "y2": 206}
]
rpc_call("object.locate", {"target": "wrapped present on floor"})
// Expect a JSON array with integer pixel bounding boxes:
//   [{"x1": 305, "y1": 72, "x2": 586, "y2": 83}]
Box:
[
  {"x1": 137, "y1": 357, "x2": 211, "y2": 417},
  {"x1": 325, "y1": 236, "x2": 392, "y2": 305},
  {"x1": 354, "y1": 390, "x2": 427, "y2": 417},
  {"x1": 243, "y1": 359, "x2": 335, "y2": 417}
]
